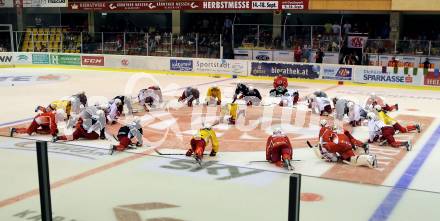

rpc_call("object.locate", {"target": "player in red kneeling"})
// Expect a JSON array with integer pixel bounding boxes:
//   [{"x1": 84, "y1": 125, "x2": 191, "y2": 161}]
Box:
[
  {"x1": 365, "y1": 92, "x2": 398, "y2": 112},
  {"x1": 111, "y1": 118, "x2": 143, "y2": 154},
  {"x1": 266, "y1": 128, "x2": 293, "y2": 170},
  {"x1": 10, "y1": 109, "x2": 66, "y2": 138}
]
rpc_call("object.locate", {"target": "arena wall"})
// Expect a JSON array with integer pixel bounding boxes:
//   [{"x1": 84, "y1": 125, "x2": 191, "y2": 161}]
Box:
[{"x1": 1, "y1": 52, "x2": 440, "y2": 89}]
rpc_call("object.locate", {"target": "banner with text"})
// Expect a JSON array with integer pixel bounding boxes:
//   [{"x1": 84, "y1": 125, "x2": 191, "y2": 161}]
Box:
[
  {"x1": 250, "y1": 62, "x2": 320, "y2": 79},
  {"x1": 355, "y1": 66, "x2": 423, "y2": 86}
]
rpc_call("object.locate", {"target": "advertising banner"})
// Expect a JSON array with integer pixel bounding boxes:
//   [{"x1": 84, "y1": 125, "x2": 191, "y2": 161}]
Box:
[
  {"x1": 347, "y1": 36, "x2": 368, "y2": 48},
  {"x1": 250, "y1": 62, "x2": 320, "y2": 79},
  {"x1": 321, "y1": 65, "x2": 352, "y2": 81},
  {"x1": 81, "y1": 55, "x2": 104, "y2": 66},
  {"x1": 68, "y1": 0, "x2": 309, "y2": 11},
  {"x1": 234, "y1": 49, "x2": 252, "y2": 60},
  {"x1": 170, "y1": 59, "x2": 193, "y2": 71},
  {"x1": 252, "y1": 50, "x2": 273, "y2": 61},
  {"x1": 50, "y1": 54, "x2": 81, "y2": 65},
  {"x1": 69, "y1": 1, "x2": 202, "y2": 11},
  {"x1": 273, "y1": 50, "x2": 294, "y2": 62},
  {"x1": 0, "y1": 0, "x2": 13, "y2": 8},
  {"x1": 0, "y1": 53, "x2": 13, "y2": 64},
  {"x1": 193, "y1": 59, "x2": 247, "y2": 76},
  {"x1": 424, "y1": 71, "x2": 440, "y2": 86},
  {"x1": 280, "y1": 0, "x2": 308, "y2": 10},
  {"x1": 355, "y1": 66, "x2": 423, "y2": 86},
  {"x1": 32, "y1": 53, "x2": 49, "y2": 64},
  {"x1": 14, "y1": 53, "x2": 32, "y2": 64},
  {"x1": 23, "y1": 0, "x2": 68, "y2": 7}
]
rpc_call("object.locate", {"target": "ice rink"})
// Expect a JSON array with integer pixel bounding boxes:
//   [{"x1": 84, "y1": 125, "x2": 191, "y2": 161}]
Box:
[{"x1": 1, "y1": 67, "x2": 440, "y2": 221}]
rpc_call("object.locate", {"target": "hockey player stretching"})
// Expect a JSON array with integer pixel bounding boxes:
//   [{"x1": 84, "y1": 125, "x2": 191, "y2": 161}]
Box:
[
  {"x1": 111, "y1": 118, "x2": 143, "y2": 154},
  {"x1": 266, "y1": 128, "x2": 293, "y2": 170},
  {"x1": 270, "y1": 74, "x2": 288, "y2": 96},
  {"x1": 314, "y1": 119, "x2": 376, "y2": 168},
  {"x1": 374, "y1": 105, "x2": 420, "y2": 133},
  {"x1": 367, "y1": 112, "x2": 412, "y2": 151},
  {"x1": 205, "y1": 85, "x2": 222, "y2": 105},
  {"x1": 10, "y1": 109, "x2": 66, "y2": 138},
  {"x1": 185, "y1": 124, "x2": 219, "y2": 164}
]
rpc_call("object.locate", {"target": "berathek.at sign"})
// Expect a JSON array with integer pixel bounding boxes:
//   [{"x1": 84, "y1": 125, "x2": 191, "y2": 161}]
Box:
[{"x1": 68, "y1": 0, "x2": 309, "y2": 11}]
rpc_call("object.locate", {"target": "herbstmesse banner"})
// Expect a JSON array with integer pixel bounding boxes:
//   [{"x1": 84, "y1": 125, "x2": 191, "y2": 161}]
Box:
[{"x1": 68, "y1": 0, "x2": 308, "y2": 11}]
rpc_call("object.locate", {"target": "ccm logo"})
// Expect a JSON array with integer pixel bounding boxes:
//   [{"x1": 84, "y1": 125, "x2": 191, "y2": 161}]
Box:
[{"x1": 82, "y1": 56, "x2": 104, "y2": 66}]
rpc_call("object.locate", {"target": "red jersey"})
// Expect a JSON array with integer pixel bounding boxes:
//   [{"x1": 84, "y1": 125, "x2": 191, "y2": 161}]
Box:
[
  {"x1": 319, "y1": 126, "x2": 334, "y2": 143},
  {"x1": 273, "y1": 75, "x2": 288, "y2": 89},
  {"x1": 266, "y1": 134, "x2": 292, "y2": 160},
  {"x1": 34, "y1": 112, "x2": 57, "y2": 135}
]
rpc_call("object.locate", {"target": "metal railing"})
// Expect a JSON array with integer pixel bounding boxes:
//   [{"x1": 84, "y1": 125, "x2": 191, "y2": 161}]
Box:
[{"x1": 11, "y1": 31, "x2": 223, "y2": 59}]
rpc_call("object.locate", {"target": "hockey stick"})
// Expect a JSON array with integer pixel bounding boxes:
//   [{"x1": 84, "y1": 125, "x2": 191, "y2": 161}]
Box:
[
  {"x1": 154, "y1": 149, "x2": 208, "y2": 156},
  {"x1": 306, "y1": 140, "x2": 315, "y2": 149}
]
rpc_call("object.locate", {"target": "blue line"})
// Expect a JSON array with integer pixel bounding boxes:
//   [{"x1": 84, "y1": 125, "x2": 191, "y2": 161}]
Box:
[
  {"x1": 369, "y1": 124, "x2": 440, "y2": 221},
  {"x1": 0, "y1": 117, "x2": 33, "y2": 127}
]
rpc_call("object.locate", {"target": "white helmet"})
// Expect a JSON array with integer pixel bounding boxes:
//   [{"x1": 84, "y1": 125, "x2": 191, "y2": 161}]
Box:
[
  {"x1": 96, "y1": 110, "x2": 105, "y2": 117},
  {"x1": 114, "y1": 98, "x2": 122, "y2": 105},
  {"x1": 374, "y1": 105, "x2": 382, "y2": 112},
  {"x1": 347, "y1": 101, "x2": 354, "y2": 109},
  {"x1": 130, "y1": 117, "x2": 142, "y2": 129},
  {"x1": 370, "y1": 92, "x2": 377, "y2": 98},
  {"x1": 320, "y1": 119, "x2": 327, "y2": 127},
  {"x1": 367, "y1": 112, "x2": 376, "y2": 120},
  {"x1": 273, "y1": 128, "x2": 283, "y2": 135},
  {"x1": 248, "y1": 85, "x2": 254, "y2": 91}
]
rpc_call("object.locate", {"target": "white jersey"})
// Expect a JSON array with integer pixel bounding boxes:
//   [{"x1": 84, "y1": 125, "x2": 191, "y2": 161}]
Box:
[
  {"x1": 280, "y1": 89, "x2": 298, "y2": 107},
  {"x1": 107, "y1": 102, "x2": 119, "y2": 123},
  {"x1": 315, "y1": 97, "x2": 331, "y2": 112},
  {"x1": 128, "y1": 122, "x2": 143, "y2": 145},
  {"x1": 348, "y1": 103, "x2": 366, "y2": 122},
  {"x1": 368, "y1": 119, "x2": 386, "y2": 142},
  {"x1": 138, "y1": 88, "x2": 163, "y2": 107}
]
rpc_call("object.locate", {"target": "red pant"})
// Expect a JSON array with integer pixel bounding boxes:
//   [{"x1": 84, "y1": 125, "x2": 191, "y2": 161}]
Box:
[
  {"x1": 190, "y1": 139, "x2": 206, "y2": 159},
  {"x1": 59, "y1": 126, "x2": 99, "y2": 140},
  {"x1": 114, "y1": 135, "x2": 131, "y2": 151},
  {"x1": 383, "y1": 104, "x2": 397, "y2": 112},
  {"x1": 393, "y1": 123, "x2": 416, "y2": 133},
  {"x1": 344, "y1": 131, "x2": 364, "y2": 147},
  {"x1": 325, "y1": 142, "x2": 355, "y2": 161},
  {"x1": 269, "y1": 143, "x2": 292, "y2": 163},
  {"x1": 16, "y1": 120, "x2": 52, "y2": 136},
  {"x1": 381, "y1": 126, "x2": 403, "y2": 148}
]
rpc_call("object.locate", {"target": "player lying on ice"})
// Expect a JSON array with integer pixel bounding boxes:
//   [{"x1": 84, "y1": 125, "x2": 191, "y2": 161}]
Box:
[
  {"x1": 365, "y1": 92, "x2": 398, "y2": 112},
  {"x1": 270, "y1": 74, "x2": 288, "y2": 97},
  {"x1": 311, "y1": 119, "x2": 377, "y2": 168},
  {"x1": 232, "y1": 83, "x2": 262, "y2": 106},
  {"x1": 185, "y1": 121, "x2": 219, "y2": 165},
  {"x1": 205, "y1": 85, "x2": 222, "y2": 105},
  {"x1": 367, "y1": 112, "x2": 412, "y2": 151},
  {"x1": 266, "y1": 128, "x2": 294, "y2": 170},
  {"x1": 111, "y1": 118, "x2": 143, "y2": 154},
  {"x1": 178, "y1": 87, "x2": 200, "y2": 107},
  {"x1": 308, "y1": 93, "x2": 332, "y2": 116},
  {"x1": 374, "y1": 105, "x2": 421, "y2": 134},
  {"x1": 10, "y1": 109, "x2": 66, "y2": 138},
  {"x1": 52, "y1": 110, "x2": 106, "y2": 142},
  {"x1": 138, "y1": 86, "x2": 163, "y2": 112}
]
